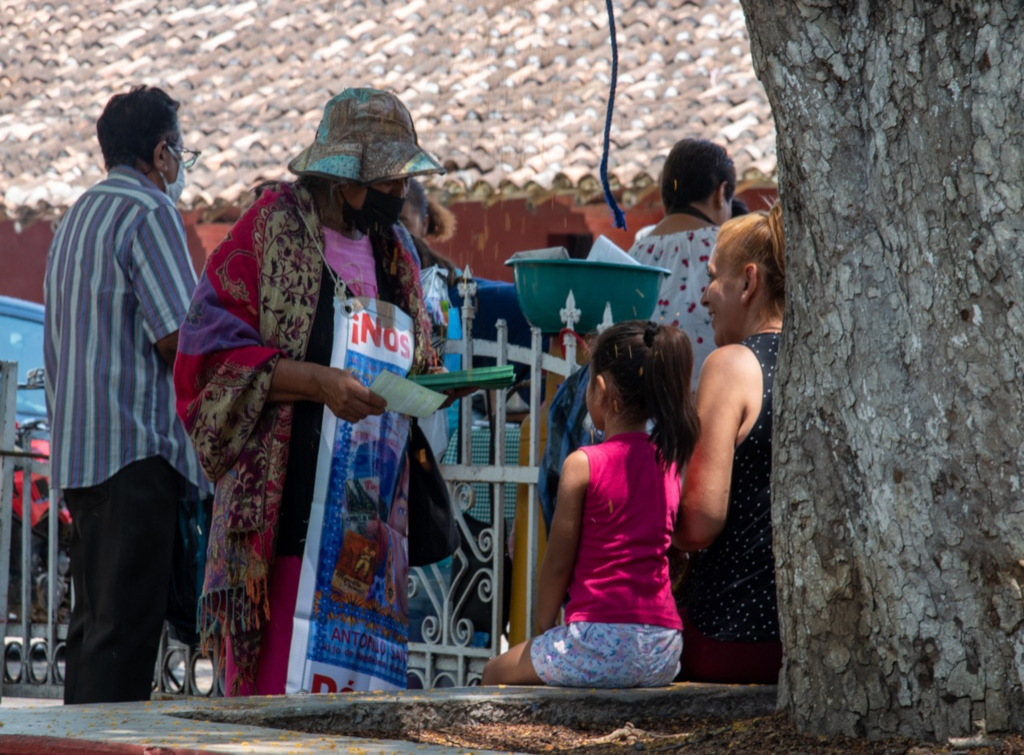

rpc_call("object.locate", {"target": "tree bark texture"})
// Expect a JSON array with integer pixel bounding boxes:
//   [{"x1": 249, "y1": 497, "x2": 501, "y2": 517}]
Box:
[{"x1": 740, "y1": 0, "x2": 1024, "y2": 741}]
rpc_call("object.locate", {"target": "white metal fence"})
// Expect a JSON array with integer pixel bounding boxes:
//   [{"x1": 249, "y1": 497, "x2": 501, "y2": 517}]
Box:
[
  {"x1": 0, "y1": 270, "x2": 588, "y2": 698},
  {"x1": 407, "y1": 271, "x2": 584, "y2": 687},
  {"x1": 0, "y1": 360, "x2": 66, "y2": 698}
]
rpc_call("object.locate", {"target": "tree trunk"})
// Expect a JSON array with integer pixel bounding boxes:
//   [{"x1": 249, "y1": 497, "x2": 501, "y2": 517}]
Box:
[{"x1": 739, "y1": 0, "x2": 1024, "y2": 741}]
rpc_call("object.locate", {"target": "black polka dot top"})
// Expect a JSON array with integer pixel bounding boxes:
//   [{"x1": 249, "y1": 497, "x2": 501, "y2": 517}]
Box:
[{"x1": 687, "y1": 332, "x2": 779, "y2": 643}]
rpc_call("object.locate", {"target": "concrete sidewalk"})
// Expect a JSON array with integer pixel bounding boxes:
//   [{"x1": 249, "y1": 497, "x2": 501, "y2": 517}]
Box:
[{"x1": 0, "y1": 683, "x2": 777, "y2": 754}]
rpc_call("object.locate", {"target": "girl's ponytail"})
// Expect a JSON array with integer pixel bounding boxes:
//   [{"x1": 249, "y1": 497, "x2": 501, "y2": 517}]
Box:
[
  {"x1": 642, "y1": 323, "x2": 700, "y2": 472},
  {"x1": 590, "y1": 321, "x2": 700, "y2": 474}
]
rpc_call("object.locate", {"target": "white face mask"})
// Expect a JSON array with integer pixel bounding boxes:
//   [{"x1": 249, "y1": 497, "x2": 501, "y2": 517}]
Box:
[{"x1": 164, "y1": 159, "x2": 186, "y2": 205}]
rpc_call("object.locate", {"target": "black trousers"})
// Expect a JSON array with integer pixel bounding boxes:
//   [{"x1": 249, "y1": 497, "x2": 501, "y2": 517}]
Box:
[{"x1": 62, "y1": 456, "x2": 181, "y2": 704}]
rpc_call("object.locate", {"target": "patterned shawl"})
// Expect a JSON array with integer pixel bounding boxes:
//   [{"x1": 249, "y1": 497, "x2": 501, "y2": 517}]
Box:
[{"x1": 173, "y1": 181, "x2": 434, "y2": 691}]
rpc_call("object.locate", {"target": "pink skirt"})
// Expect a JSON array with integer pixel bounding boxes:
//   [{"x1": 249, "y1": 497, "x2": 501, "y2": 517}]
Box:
[{"x1": 225, "y1": 555, "x2": 301, "y2": 696}]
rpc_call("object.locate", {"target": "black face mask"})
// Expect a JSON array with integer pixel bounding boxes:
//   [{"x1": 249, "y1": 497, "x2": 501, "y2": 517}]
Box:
[{"x1": 343, "y1": 188, "x2": 406, "y2": 237}]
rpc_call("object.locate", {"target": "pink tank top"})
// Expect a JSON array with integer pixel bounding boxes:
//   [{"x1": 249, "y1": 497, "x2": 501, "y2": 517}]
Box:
[
  {"x1": 322, "y1": 227, "x2": 378, "y2": 298},
  {"x1": 565, "y1": 432, "x2": 682, "y2": 629}
]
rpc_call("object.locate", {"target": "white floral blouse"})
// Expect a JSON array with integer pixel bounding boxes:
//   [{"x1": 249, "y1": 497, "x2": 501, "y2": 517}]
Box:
[{"x1": 627, "y1": 227, "x2": 718, "y2": 383}]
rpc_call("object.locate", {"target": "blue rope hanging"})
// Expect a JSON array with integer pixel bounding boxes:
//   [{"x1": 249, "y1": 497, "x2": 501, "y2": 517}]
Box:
[{"x1": 600, "y1": 0, "x2": 627, "y2": 231}]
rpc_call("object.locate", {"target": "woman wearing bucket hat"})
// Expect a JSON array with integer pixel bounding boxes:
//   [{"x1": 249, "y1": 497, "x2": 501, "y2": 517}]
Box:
[{"x1": 174, "y1": 88, "x2": 451, "y2": 696}]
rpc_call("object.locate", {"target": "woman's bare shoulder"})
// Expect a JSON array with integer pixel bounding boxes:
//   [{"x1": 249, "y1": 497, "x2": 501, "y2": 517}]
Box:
[
  {"x1": 701, "y1": 343, "x2": 762, "y2": 374},
  {"x1": 697, "y1": 344, "x2": 764, "y2": 400}
]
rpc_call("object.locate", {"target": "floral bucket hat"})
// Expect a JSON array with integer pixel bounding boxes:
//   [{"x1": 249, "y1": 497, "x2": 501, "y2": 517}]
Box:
[{"x1": 289, "y1": 88, "x2": 445, "y2": 184}]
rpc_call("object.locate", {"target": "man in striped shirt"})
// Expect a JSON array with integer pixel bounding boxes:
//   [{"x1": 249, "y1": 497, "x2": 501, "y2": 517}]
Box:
[{"x1": 43, "y1": 86, "x2": 209, "y2": 704}]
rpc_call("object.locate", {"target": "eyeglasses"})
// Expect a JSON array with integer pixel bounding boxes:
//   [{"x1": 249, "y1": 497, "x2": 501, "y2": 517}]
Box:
[{"x1": 170, "y1": 145, "x2": 201, "y2": 170}]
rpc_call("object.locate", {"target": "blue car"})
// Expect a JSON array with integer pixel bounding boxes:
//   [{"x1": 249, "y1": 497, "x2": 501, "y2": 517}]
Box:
[
  {"x1": 0, "y1": 296, "x2": 67, "y2": 625},
  {"x1": 0, "y1": 295, "x2": 47, "y2": 423}
]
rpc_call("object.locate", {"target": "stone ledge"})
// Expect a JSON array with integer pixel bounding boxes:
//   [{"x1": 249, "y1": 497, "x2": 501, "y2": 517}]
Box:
[
  {"x1": 176, "y1": 683, "x2": 778, "y2": 733},
  {"x1": 0, "y1": 683, "x2": 778, "y2": 755}
]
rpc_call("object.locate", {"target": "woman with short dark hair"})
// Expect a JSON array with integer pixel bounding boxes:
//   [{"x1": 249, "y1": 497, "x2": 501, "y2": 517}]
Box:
[{"x1": 628, "y1": 138, "x2": 736, "y2": 381}]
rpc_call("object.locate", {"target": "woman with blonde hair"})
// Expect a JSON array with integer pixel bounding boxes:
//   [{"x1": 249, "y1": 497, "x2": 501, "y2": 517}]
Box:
[{"x1": 673, "y1": 203, "x2": 785, "y2": 684}]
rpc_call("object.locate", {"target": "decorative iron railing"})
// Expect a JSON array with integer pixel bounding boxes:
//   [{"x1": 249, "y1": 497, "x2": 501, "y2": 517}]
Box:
[
  {"x1": 407, "y1": 267, "x2": 587, "y2": 687},
  {"x1": 0, "y1": 360, "x2": 66, "y2": 699},
  {"x1": 0, "y1": 267, "x2": 596, "y2": 698}
]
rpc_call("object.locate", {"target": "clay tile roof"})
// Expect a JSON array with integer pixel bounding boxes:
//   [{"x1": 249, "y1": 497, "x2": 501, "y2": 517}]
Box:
[{"x1": 0, "y1": 0, "x2": 776, "y2": 223}]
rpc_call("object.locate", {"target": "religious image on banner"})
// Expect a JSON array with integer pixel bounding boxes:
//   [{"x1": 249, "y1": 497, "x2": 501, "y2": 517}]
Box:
[{"x1": 287, "y1": 299, "x2": 414, "y2": 693}]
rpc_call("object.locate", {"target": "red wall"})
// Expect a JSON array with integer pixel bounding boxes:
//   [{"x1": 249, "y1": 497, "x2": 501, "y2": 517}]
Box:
[
  {"x1": 0, "y1": 199, "x2": 663, "y2": 302},
  {"x1": 432, "y1": 187, "x2": 777, "y2": 283},
  {"x1": 0, "y1": 186, "x2": 776, "y2": 304},
  {"x1": 434, "y1": 195, "x2": 665, "y2": 282},
  {"x1": 0, "y1": 213, "x2": 218, "y2": 304},
  {"x1": 0, "y1": 219, "x2": 52, "y2": 304},
  {"x1": 736, "y1": 186, "x2": 778, "y2": 213}
]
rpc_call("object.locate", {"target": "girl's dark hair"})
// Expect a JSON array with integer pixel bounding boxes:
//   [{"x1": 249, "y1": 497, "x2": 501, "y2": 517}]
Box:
[
  {"x1": 590, "y1": 321, "x2": 700, "y2": 472},
  {"x1": 406, "y1": 179, "x2": 429, "y2": 225},
  {"x1": 96, "y1": 85, "x2": 181, "y2": 170},
  {"x1": 407, "y1": 178, "x2": 458, "y2": 242},
  {"x1": 661, "y1": 138, "x2": 736, "y2": 214},
  {"x1": 406, "y1": 178, "x2": 458, "y2": 286}
]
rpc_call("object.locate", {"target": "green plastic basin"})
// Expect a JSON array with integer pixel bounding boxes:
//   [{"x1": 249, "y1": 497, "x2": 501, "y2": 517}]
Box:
[{"x1": 505, "y1": 258, "x2": 669, "y2": 334}]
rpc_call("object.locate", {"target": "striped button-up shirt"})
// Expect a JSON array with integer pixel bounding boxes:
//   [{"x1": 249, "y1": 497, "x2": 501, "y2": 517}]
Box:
[{"x1": 43, "y1": 166, "x2": 207, "y2": 492}]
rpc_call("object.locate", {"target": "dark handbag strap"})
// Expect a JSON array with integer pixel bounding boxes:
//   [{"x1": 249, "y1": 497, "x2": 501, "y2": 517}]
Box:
[
  {"x1": 407, "y1": 419, "x2": 461, "y2": 567},
  {"x1": 410, "y1": 418, "x2": 437, "y2": 470}
]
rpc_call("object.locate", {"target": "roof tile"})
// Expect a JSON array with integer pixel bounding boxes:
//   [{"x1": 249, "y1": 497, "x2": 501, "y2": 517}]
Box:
[{"x1": 0, "y1": 0, "x2": 775, "y2": 221}]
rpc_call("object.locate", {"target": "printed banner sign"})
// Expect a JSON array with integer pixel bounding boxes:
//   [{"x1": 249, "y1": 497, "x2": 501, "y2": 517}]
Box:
[{"x1": 286, "y1": 298, "x2": 413, "y2": 693}]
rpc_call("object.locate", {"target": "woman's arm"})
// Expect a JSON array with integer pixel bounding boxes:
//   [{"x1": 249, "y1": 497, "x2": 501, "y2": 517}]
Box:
[
  {"x1": 269, "y1": 359, "x2": 466, "y2": 421},
  {"x1": 535, "y1": 450, "x2": 589, "y2": 633},
  {"x1": 673, "y1": 345, "x2": 762, "y2": 551},
  {"x1": 268, "y1": 359, "x2": 386, "y2": 424}
]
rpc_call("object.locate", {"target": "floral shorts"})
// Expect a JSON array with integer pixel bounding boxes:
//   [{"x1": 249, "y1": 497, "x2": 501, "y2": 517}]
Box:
[{"x1": 530, "y1": 622, "x2": 682, "y2": 688}]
